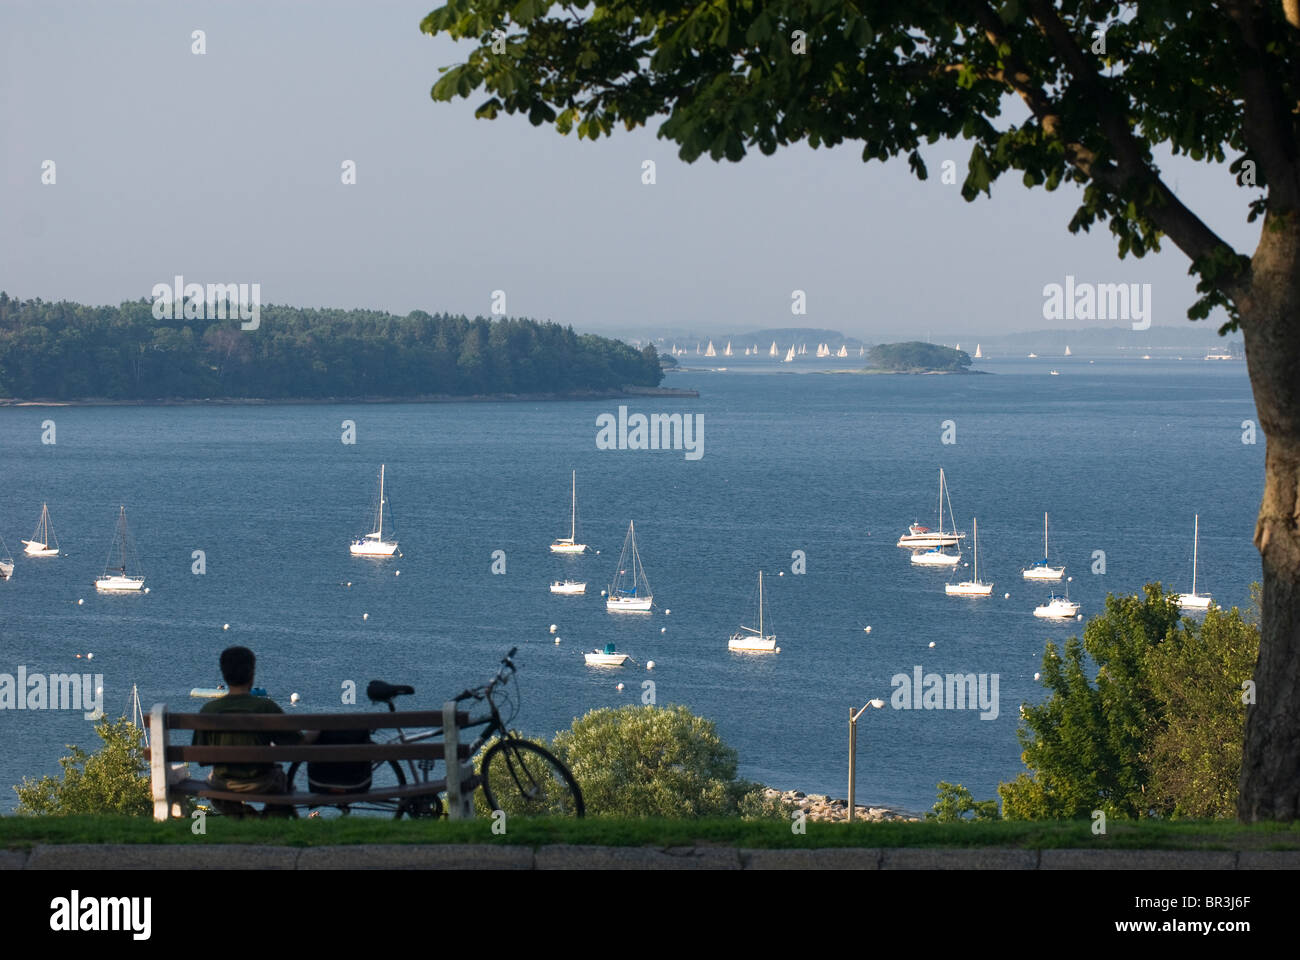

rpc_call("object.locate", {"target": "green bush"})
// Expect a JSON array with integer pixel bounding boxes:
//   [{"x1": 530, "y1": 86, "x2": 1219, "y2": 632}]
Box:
[
  {"x1": 14, "y1": 718, "x2": 151, "y2": 816},
  {"x1": 926, "y1": 782, "x2": 999, "y2": 822}
]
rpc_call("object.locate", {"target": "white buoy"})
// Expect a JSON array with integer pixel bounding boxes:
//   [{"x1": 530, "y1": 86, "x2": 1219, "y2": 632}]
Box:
[
  {"x1": 616, "y1": 682, "x2": 624, "y2": 692},
  {"x1": 1076, "y1": 614, "x2": 1083, "y2": 621},
  {"x1": 395, "y1": 570, "x2": 400, "y2": 577},
  {"x1": 660, "y1": 627, "x2": 666, "y2": 633},
  {"x1": 775, "y1": 646, "x2": 781, "y2": 653},
  {"x1": 290, "y1": 692, "x2": 300, "y2": 704},
  {"x1": 363, "y1": 613, "x2": 369, "y2": 621},
  {"x1": 928, "y1": 641, "x2": 936, "y2": 648},
  {"x1": 144, "y1": 588, "x2": 150, "y2": 594},
  {"x1": 86, "y1": 652, "x2": 94, "y2": 660},
  {"x1": 223, "y1": 623, "x2": 229, "y2": 631},
  {"x1": 646, "y1": 660, "x2": 655, "y2": 670},
  {"x1": 77, "y1": 598, "x2": 84, "y2": 605},
  {"x1": 1034, "y1": 672, "x2": 1041, "y2": 681},
  {"x1": 346, "y1": 581, "x2": 352, "y2": 587},
  {"x1": 1004, "y1": 593, "x2": 1010, "y2": 599},
  {"x1": 554, "y1": 637, "x2": 561, "y2": 645},
  {"x1": 864, "y1": 626, "x2": 872, "y2": 633},
  {"x1": 600, "y1": 589, "x2": 607, "y2": 596},
  {"x1": 779, "y1": 571, "x2": 784, "y2": 576},
  {"x1": 665, "y1": 609, "x2": 671, "y2": 615},
  {"x1": 96, "y1": 685, "x2": 103, "y2": 696}
]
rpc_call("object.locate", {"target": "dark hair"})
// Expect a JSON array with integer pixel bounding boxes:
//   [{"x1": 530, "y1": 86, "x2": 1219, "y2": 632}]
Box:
[{"x1": 219, "y1": 646, "x2": 256, "y2": 687}]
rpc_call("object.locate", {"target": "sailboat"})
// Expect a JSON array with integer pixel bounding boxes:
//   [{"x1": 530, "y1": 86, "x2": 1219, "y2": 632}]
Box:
[
  {"x1": 1176, "y1": 514, "x2": 1213, "y2": 611},
  {"x1": 606, "y1": 521, "x2": 653, "y2": 612},
  {"x1": 784, "y1": 345, "x2": 796, "y2": 362},
  {"x1": 724, "y1": 342, "x2": 732, "y2": 357},
  {"x1": 704, "y1": 340, "x2": 717, "y2": 357},
  {"x1": 837, "y1": 345, "x2": 848, "y2": 358},
  {"x1": 729, "y1": 571, "x2": 779, "y2": 652},
  {"x1": 946, "y1": 518, "x2": 993, "y2": 596},
  {"x1": 1064, "y1": 345, "x2": 1072, "y2": 356},
  {"x1": 350, "y1": 464, "x2": 399, "y2": 557},
  {"x1": 859, "y1": 346, "x2": 864, "y2": 357},
  {"x1": 769, "y1": 341, "x2": 778, "y2": 357},
  {"x1": 974, "y1": 344, "x2": 982, "y2": 359},
  {"x1": 897, "y1": 469, "x2": 966, "y2": 548},
  {"x1": 1022, "y1": 513, "x2": 1065, "y2": 580},
  {"x1": 95, "y1": 506, "x2": 145, "y2": 592},
  {"x1": 1034, "y1": 578, "x2": 1080, "y2": 618},
  {"x1": 22, "y1": 502, "x2": 60, "y2": 556},
  {"x1": 549, "y1": 470, "x2": 587, "y2": 554},
  {"x1": 0, "y1": 538, "x2": 13, "y2": 580}
]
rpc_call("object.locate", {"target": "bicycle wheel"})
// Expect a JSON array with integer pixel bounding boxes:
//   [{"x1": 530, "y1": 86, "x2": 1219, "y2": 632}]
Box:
[
  {"x1": 286, "y1": 759, "x2": 408, "y2": 819},
  {"x1": 481, "y1": 739, "x2": 584, "y2": 817}
]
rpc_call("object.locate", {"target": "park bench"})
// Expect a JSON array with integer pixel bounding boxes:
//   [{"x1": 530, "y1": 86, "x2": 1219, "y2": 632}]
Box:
[{"x1": 146, "y1": 702, "x2": 479, "y2": 821}]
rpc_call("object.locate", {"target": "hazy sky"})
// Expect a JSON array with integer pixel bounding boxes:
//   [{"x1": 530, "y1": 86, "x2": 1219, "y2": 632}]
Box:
[{"x1": 1, "y1": 1, "x2": 1260, "y2": 339}]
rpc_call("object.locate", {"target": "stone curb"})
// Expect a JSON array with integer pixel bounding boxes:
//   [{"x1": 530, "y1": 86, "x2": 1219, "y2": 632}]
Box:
[{"x1": 3, "y1": 844, "x2": 1294, "y2": 869}]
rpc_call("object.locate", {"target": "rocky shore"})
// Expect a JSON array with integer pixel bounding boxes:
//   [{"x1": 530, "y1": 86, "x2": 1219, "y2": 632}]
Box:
[{"x1": 766, "y1": 788, "x2": 923, "y2": 823}]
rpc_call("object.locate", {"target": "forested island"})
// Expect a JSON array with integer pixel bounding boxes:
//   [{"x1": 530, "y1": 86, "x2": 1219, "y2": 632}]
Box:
[
  {"x1": 865, "y1": 342, "x2": 977, "y2": 373},
  {"x1": 0, "y1": 294, "x2": 665, "y2": 401}
]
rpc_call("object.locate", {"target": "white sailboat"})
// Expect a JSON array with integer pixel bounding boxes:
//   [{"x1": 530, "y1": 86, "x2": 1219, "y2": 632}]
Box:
[
  {"x1": 550, "y1": 580, "x2": 586, "y2": 595},
  {"x1": 606, "y1": 521, "x2": 653, "y2": 612},
  {"x1": 585, "y1": 642, "x2": 630, "y2": 666},
  {"x1": 912, "y1": 545, "x2": 962, "y2": 566},
  {"x1": 1064, "y1": 345, "x2": 1072, "y2": 356},
  {"x1": 95, "y1": 506, "x2": 145, "y2": 593},
  {"x1": 724, "y1": 342, "x2": 732, "y2": 357},
  {"x1": 350, "y1": 464, "x2": 400, "y2": 557},
  {"x1": 1022, "y1": 513, "x2": 1065, "y2": 580},
  {"x1": 1176, "y1": 514, "x2": 1213, "y2": 611},
  {"x1": 704, "y1": 340, "x2": 717, "y2": 357},
  {"x1": 729, "y1": 570, "x2": 779, "y2": 652},
  {"x1": 859, "y1": 346, "x2": 865, "y2": 357},
  {"x1": 974, "y1": 344, "x2": 982, "y2": 358},
  {"x1": 549, "y1": 470, "x2": 587, "y2": 554},
  {"x1": 837, "y1": 345, "x2": 848, "y2": 358},
  {"x1": 22, "y1": 502, "x2": 61, "y2": 556},
  {"x1": 946, "y1": 518, "x2": 993, "y2": 596},
  {"x1": 1034, "y1": 579, "x2": 1080, "y2": 619},
  {"x1": 784, "y1": 345, "x2": 796, "y2": 362},
  {"x1": 897, "y1": 469, "x2": 966, "y2": 548},
  {"x1": 769, "y1": 341, "x2": 778, "y2": 356},
  {"x1": 0, "y1": 538, "x2": 13, "y2": 580}
]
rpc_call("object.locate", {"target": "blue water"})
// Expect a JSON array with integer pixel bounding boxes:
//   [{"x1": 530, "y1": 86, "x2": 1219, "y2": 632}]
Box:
[{"x1": 0, "y1": 357, "x2": 1264, "y2": 813}]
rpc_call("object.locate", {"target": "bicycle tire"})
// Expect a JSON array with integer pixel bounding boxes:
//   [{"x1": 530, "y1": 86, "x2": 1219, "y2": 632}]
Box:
[
  {"x1": 286, "y1": 759, "x2": 409, "y2": 819},
  {"x1": 481, "y1": 739, "x2": 585, "y2": 817}
]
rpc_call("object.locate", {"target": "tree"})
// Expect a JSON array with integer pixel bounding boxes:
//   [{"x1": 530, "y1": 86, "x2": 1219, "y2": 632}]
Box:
[
  {"x1": 550, "y1": 704, "x2": 778, "y2": 817},
  {"x1": 13, "y1": 717, "x2": 152, "y2": 816},
  {"x1": 927, "y1": 781, "x2": 1000, "y2": 822},
  {"x1": 421, "y1": 1, "x2": 1300, "y2": 821}
]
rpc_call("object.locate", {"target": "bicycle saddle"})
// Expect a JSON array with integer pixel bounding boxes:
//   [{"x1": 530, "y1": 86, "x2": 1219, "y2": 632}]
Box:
[{"x1": 366, "y1": 680, "x2": 415, "y2": 703}]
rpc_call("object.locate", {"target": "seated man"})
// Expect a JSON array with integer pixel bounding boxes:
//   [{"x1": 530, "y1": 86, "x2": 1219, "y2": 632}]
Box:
[{"x1": 193, "y1": 646, "x2": 315, "y2": 818}]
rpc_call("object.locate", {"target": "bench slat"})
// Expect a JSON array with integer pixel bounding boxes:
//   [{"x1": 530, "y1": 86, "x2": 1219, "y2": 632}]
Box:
[
  {"x1": 162, "y1": 744, "x2": 470, "y2": 763},
  {"x1": 165, "y1": 711, "x2": 468, "y2": 732},
  {"x1": 175, "y1": 777, "x2": 481, "y2": 805}
]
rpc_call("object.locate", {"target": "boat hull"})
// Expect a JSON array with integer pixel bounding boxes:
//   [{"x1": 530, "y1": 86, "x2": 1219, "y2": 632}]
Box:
[
  {"x1": 550, "y1": 581, "x2": 586, "y2": 595},
  {"x1": 584, "y1": 653, "x2": 629, "y2": 666},
  {"x1": 350, "y1": 540, "x2": 398, "y2": 557},
  {"x1": 1033, "y1": 601, "x2": 1079, "y2": 619},
  {"x1": 728, "y1": 634, "x2": 777, "y2": 652},
  {"x1": 911, "y1": 551, "x2": 961, "y2": 566},
  {"x1": 96, "y1": 575, "x2": 145, "y2": 593},
  {"x1": 549, "y1": 542, "x2": 587, "y2": 554},
  {"x1": 897, "y1": 533, "x2": 964, "y2": 548},
  {"x1": 606, "y1": 596, "x2": 652, "y2": 612},
  {"x1": 1022, "y1": 565, "x2": 1065, "y2": 581},
  {"x1": 0, "y1": 561, "x2": 13, "y2": 580},
  {"x1": 1177, "y1": 593, "x2": 1213, "y2": 611},
  {"x1": 946, "y1": 582, "x2": 993, "y2": 596},
  {"x1": 22, "y1": 541, "x2": 58, "y2": 557}
]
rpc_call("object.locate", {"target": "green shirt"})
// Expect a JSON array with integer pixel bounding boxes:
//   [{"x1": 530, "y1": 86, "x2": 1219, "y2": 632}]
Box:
[{"x1": 193, "y1": 693, "x2": 302, "y2": 782}]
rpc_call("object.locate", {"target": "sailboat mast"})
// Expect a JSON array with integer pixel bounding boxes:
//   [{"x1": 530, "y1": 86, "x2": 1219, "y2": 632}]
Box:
[
  {"x1": 938, "y1": 470, "x2": 945, "y2": 534},
  {"x1": 1193, "y1": 514, "x2": 1199, "y2": 595},
  {"x1": 570, "y1": 470, "x2": 576, "y2": 540},
  {"x1": 377, "y1": 465, "x2": 385, "y2": 536},
  {"x1": 973, "y1": 518, "x2": 978, "y2": 581},
  {"x1": 1044, "y1": 512, "x2": 1049, "y2": 560},
  {"x1": 758, "y1": 571, "x2": 764, "y2": 636}
]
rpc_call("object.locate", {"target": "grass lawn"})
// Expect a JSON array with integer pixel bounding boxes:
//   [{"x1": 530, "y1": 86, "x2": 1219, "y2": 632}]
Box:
[{"x1": 2, "y1": 815, "x2": 1299, "y2": 851}]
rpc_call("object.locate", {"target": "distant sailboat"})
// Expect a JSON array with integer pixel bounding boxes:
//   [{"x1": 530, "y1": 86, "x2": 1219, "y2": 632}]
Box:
[
  {"x1": 974, "y1": 344, "x2": 982, "y2": 358},
  {"x1": 549, "y1": 470, "x2": 587, "y2": 554},
  {"x1": 22, "y1": 502, "x2": 60, "y2": 557},
  {"x1": 1176, "y1": 514, "x2": 1213, "y2": 611},
  {"x1": 350, "y1": 464, "x2": 400, "y2": 557},
  {"x1": 837, "y1": 345, "x2": 848, "y2": 358},
  {"x1": 784, "y1": 345, "x2": 796, "y2": 362},
  {"x1": 729, "y1": 570, "x2": 778, "y2": 652},
  {"x1": 704, "y1": 340, "x2": 716, "y2": 357},
  {"x1": 744, "y1": 347, "x2": 750, "y2": 356},
  {"x1": 1064, "y1": 345, "x2": 1072, "y2": 356},
  {"x1": 859, "y1": 346, "x2": 865, "y2": 357},
  {"x1": 606, "y1": 521, "x2": 653, "y2": 612},
  {"x1": 96, "y1": 506, "x2": 145, "y2": 593},
  {"x1": 723, "y1": 341, "x2": 732, "y2": 356},
  {"x1": 1022, "y1": 513, "x2": 1064, "y2": 580},
  {"x1": 946, "y1": 518, "x2": 992, "y2": 595},
  {"x1": 0, "y1": 538, "x2": 13, "y2": 580},
  {"x1": 769, "y1": 341, "x2": 778, "y2": 356}
]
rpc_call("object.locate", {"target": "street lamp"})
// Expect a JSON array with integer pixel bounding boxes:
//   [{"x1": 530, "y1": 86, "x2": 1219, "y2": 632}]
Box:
[{"x1": 847, "y1": 699, "x2": 886, "y2": 823}]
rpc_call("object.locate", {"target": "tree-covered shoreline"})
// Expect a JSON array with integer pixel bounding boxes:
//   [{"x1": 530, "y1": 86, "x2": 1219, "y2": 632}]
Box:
[{"x1": 0, "y1": 294, "x2": 663, "y2": 401}]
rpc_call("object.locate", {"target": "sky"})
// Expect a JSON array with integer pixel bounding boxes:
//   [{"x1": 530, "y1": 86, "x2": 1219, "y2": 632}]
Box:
[{"x1": 0, "y1": 0, "x2": 1261, "y2": 340}]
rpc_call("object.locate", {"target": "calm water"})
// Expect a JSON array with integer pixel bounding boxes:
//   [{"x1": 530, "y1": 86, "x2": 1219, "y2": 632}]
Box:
[{"x1": 0, "y1": 357, "x2": 1264, "y2": 813}]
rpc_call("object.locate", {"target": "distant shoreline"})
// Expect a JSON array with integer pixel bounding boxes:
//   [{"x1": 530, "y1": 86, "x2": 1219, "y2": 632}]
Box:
[{"x1": 0, "y1": 386, "x2": 700, "y2": 408}]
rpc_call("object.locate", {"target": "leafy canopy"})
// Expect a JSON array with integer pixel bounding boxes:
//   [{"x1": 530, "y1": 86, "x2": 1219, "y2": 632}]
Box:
[
  {"x1": 422, "y1": 1, "x2": 1297, "y2": 330},
  {"x1": 14, "y1": 717, "x2": 152, "y2": 816}
]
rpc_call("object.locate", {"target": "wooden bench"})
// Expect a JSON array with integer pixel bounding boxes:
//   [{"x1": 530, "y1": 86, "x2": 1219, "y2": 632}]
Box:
[{"x1": 146, "y1": 702, "x2": 480, "y2": 821}]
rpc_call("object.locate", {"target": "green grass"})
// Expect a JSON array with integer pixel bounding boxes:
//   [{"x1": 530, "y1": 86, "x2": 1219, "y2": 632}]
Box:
[{"x1": 3, "y1": 815, "x2": 1299, "y2": 851}]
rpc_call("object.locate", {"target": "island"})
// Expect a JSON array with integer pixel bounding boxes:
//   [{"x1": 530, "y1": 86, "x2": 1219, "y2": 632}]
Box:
[{"x1": 862, "y1": 341, "x2": 981, "y2": 374}]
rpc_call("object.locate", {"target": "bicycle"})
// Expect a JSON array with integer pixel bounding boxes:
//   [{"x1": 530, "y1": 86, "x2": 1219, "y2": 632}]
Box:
[{"x1": 286, "y1": 646, "x2": 584, "y2": 818}]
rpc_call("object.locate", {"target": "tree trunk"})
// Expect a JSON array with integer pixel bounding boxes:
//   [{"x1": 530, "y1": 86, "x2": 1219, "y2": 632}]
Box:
[{"x1": 1238, "y1": 209, "x2": 1300, "y2": 821}]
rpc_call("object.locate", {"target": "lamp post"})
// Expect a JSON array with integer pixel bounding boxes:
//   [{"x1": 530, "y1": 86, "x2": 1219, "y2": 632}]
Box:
[{"x1": 848, "y1": 699, "x2": 886, "y2": 822}]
